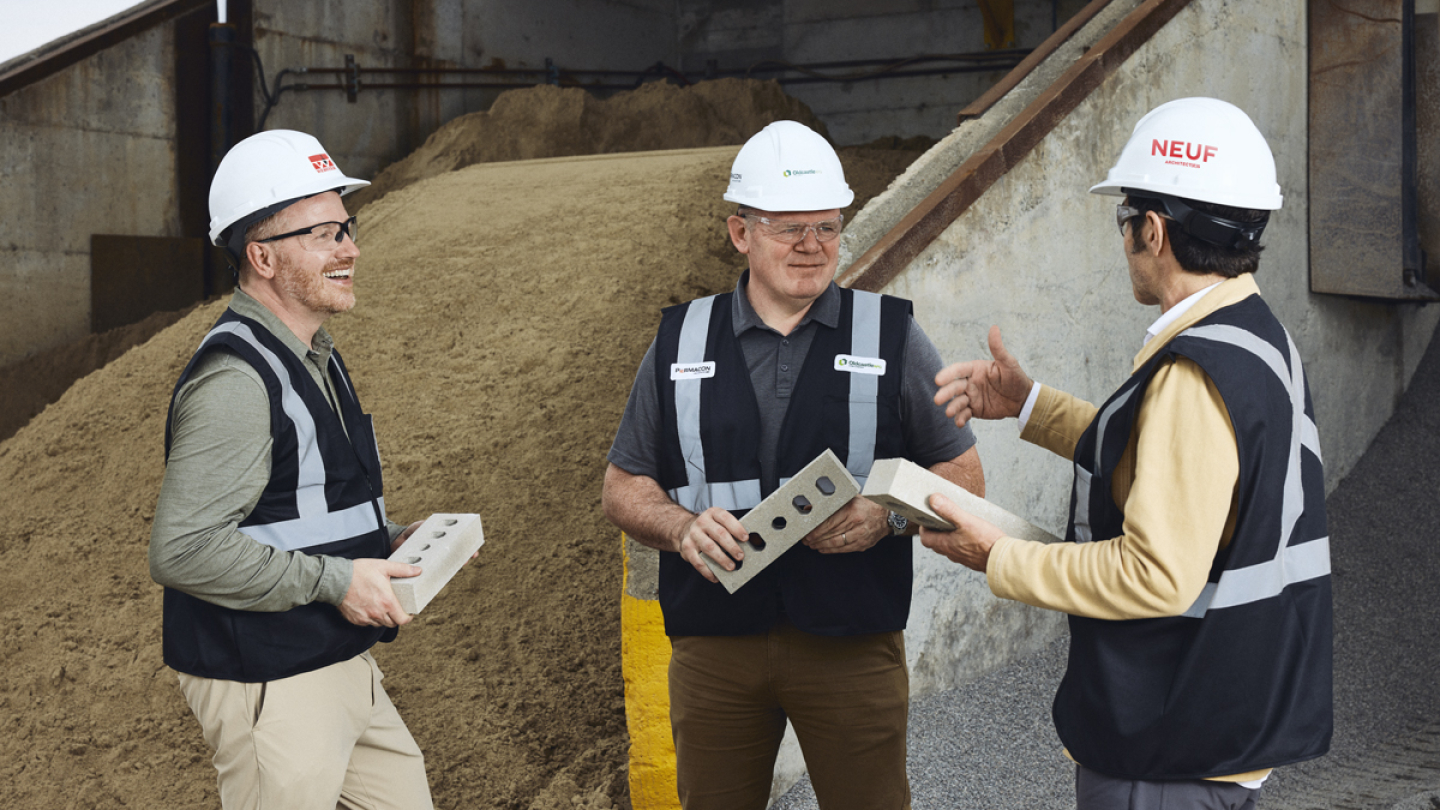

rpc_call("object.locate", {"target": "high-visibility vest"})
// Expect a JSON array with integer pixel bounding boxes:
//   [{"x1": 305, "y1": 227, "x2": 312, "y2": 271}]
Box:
[
  {"x1": 161, "y1": 310, "x2": 392, "y2": 682},
  {"x1": 1056, "y1": 294, "x2": 1333, "y2": 779},
  {"x1": 652, "y1": 281, "x2": 916, "y2": 637}
]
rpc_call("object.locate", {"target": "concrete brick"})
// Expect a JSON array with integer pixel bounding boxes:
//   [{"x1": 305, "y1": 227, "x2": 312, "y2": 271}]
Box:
[
  {"x1": 388, "y1": 512, "x2": 485, "y2": 614},
  {"x1": 863, "y1": 457, "x2": 1057, "y2": 544},
  {"x1": 705, "y1": 449, "x2": 859, "y2": 593}
]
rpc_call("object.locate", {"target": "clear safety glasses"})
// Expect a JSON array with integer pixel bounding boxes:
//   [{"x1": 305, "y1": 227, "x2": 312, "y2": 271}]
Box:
[
  {"x1": 258, "y1": 216, "x2": 358, "y2": 252},
  {"x1": 740, "y1": 212, "x2": 845, "y2": 244}
]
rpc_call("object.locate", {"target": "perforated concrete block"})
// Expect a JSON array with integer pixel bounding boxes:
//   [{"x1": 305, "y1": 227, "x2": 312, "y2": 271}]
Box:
[
  {"x1": 388, "y1": 512, "x2": 485, "y2": 614},
  {"x1": 863, "y1": 458, "x2": 1058, "y2": 544},
  {"x1": 706, "y1": 449, "x2": 860, "y2": 594}
]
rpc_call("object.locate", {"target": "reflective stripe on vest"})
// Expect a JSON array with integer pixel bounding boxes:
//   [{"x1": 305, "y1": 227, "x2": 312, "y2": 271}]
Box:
[
  {"x1": 665, "y1": 290, "x2": 884, "y2": 512},
  {"x1": 1177, "y1": 324, "x2": 1327, "y2": 617},
  {"x1": 201, "y1": 320, "x2": 386, "y2": 552},
  {"x1": 1071, "y1": 384, "x2": 1139, "y2": 545},
  {"x1": 1072, "y1": 321, "x2": 1329, "y2": 616},
  {"x1": 847, "y1": 290, "x2": 881, "y2": 486}
]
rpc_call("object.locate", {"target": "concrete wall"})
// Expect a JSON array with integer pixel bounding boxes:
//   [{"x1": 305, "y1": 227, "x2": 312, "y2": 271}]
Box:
[
  {"x1": 253, "y1": 2, "x2": 415, "y2": 183},
  {"x1": 0, "y1": 0, "x2": 1089, "y2": 367},
  {"x1": 679, "y1": 0, "x2": 1090, "y2": 145},
  {"x1": 852, "y1": 0, "x2": 1440, "y2": 722},
  {"x1": 0, "y1": 22, "x2": 182, "y2": 367}
]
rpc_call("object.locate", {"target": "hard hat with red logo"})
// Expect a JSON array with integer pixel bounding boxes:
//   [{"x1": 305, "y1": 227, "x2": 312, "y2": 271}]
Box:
[
  {"x1": 1091, "y1": 98, "x2": 1281, "y2": 248},
  {"x1": 208, "y1": 129, "x2": 369, "y2": 261},
  {"x1": 724, "y1": 121, "x2": 854, "y2": 212}
]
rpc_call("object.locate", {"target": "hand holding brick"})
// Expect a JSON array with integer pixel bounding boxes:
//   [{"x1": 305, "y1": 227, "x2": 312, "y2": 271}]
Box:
[
  {"x1": 862, "y1": 458, "x2": 1057, "y2": 544},
  {"x1": 388, "y1": 513, "x2": 485, "y2": 614}
]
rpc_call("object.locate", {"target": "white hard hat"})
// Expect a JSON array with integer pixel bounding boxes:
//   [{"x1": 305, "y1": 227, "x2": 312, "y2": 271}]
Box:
[
  {"x1": 724, "y1": 121, "x2": 854, "y2": 212},
  {"x1": 1089, "y1": 97, "x2": 1282, "y2": 211},
  {"x1": 208, "y1": 129, "x2": 370, "y2": 249}
]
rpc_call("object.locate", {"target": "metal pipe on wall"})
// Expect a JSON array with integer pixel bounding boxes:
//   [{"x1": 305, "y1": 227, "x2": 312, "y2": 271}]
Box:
[{"x1": 208, "y1": 20, "x2": 235, "y2": 182}]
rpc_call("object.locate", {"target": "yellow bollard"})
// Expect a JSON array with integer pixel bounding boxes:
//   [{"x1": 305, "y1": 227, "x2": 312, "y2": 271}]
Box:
[{"x1": 621, "y1": 534, "x2": 680, "y2": 810}]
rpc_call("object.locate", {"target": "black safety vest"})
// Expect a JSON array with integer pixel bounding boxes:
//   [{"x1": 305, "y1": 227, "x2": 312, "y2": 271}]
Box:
[
  {"x1": 653, "y1": 283, "x2": 915, "y2": 636},
  {"x1": 161, "y1": 310, "x2": 393, "y2": 682},
  {"x1": 1054, "y1": 294, "x2": 1333, "y2": 779}
]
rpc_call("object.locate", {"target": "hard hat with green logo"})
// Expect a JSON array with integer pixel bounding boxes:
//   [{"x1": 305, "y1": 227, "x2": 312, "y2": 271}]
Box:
[
  {"x1": 208, "y1": 130, "x2": 370, "y2": 262},
  {"x1": 724, "y1": 121, "x2": 854, "y2": 212}
]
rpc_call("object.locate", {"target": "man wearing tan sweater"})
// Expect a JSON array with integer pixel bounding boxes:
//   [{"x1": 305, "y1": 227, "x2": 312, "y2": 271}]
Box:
[{"x1": 921, "y1": 98, "x2": 1332, "y2": 809}]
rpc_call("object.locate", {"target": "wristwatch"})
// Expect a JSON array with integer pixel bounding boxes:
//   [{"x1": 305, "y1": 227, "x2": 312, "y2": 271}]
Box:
[{"x1": 886, "y1": 510, "x2": 909, "y2": 536}]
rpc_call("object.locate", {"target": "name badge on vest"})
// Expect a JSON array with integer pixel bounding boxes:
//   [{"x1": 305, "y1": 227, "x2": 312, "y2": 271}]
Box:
[
  {"x1": 834, "y1": 354, "x2": 887, "y2": 376},
  {"x1": 671, "y1": 362, "x2": 716, "y2": 380}
]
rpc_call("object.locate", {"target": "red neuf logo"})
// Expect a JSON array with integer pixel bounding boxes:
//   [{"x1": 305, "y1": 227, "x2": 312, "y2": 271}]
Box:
[
  {"x1": 310, "y1": 153, "x2": 337, "y2": 172},
  {"x1": 1151, "y1": 139, "x2": 1216, "y2": 169}
]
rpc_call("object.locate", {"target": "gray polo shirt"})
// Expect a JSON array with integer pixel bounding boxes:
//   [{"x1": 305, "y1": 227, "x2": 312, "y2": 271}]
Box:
[
  {"x1": 149, "y1": 290, "x2": 404, "y2": 611},
  {"x1": 608, "y1": 277, "x2": 975, "y2": 494}
]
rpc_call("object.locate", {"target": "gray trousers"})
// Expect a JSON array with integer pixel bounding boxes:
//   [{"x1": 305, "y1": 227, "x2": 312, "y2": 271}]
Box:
[{"x1": 1076, "y1": 764, "x2": 1260, "y2": 810}]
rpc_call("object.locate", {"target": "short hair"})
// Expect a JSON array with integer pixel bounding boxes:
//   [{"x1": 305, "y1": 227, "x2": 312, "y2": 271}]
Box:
[
  {"x1": 237, "y1": 211, "x2": 285, "y2": 277},
  {"x1": 1127, "y1": 195, "x2": 1267, "y2": 278}
]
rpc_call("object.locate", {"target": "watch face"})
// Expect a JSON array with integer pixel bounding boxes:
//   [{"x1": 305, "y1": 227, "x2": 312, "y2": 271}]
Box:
[{"x1": 888, "y1": 511, "x2": 907, "y2": 532}]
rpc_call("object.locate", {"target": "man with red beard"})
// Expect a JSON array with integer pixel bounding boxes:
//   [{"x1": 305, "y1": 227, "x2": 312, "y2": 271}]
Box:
[{"x1": 150, "y1": 130, "x2": 434, "y2": 809}]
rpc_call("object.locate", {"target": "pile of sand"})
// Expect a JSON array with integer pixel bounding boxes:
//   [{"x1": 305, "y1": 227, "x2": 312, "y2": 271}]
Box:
[
  {"x1": 0, "y1": 102, "x2": 925, "y2": 809},
  {"x1": 0, "y1": 307, "x2": 192, "y2": 443},
  {"x1": 346, "y1": 79, "x2": 827, "y2": 212}
]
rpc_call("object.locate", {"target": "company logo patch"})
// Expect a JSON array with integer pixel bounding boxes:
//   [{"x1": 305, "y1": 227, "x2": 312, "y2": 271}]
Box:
[
  {"x1": 310, "y1": 153, "x2": 337, "y2": 173},
  {"x1": 1150, "y1": 139, "x2": 1216, "y2": 170},
  {"x1": 834, "y1": 355, "x2": 886, "y2": 375},
  {"x1": 783, "y1": 169, "x2": 820, "y2": 177},
  {"x1": 671, "y1": 362, "x2": 717, "y2": 381}
]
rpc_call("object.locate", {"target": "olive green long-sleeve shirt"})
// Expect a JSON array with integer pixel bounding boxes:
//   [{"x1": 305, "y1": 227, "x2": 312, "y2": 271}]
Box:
[{"x1": 149, "y1": 290, "x2": 403, "y2": 611}]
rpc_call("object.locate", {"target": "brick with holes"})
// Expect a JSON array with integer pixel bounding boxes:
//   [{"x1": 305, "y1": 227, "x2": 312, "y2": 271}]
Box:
[
  {"x1": 705, "y1": 449, "x2": 860, "y2": 593},
  {"x1": 387, "y1": 513, "x2": 486, "y2": 614}
]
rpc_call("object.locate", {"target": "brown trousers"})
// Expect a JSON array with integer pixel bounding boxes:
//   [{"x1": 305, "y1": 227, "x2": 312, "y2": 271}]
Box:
[
  {"x1": 177, "y1": 651, "x2": 433, "y2": 810},
  {"x1": 668, "y1": 621, "x2": 911, "y2": 810}
]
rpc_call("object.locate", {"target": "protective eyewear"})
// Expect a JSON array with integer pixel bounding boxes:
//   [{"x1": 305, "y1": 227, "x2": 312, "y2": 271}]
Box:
[
  {"x1": 257, "y1": 216, "x2": 358, "y2": 252},
  {"x1": 740, "y1": 212, "x2": 844, "y2": 244},
  {"x1": 1115, "y1": 203, "x2": 1180, "y2": 235},
  {"x1": 1115, "y1": 204, "x2": 1144, "y2": 234}
]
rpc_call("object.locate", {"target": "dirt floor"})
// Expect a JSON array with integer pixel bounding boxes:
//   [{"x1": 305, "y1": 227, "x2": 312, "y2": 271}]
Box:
[{"x1": 0, "y1": 84, "x2": 925, "y2": 810}]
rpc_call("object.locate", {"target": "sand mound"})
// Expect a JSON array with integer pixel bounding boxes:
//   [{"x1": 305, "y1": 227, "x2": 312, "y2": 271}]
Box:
[
  {"x1": 0, "y1": 142, "x2": 924, "y2": 809},
  {"x1": 0, "y1": 307, "x2": 193, "y2": 444},
  {"x1": 346, "y1": 79, "x2": 827, "y2": 212}
]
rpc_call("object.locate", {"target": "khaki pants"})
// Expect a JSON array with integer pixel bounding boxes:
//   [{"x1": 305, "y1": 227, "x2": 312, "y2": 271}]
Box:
[
  {"x1": 177, "y1": 651, "x2": 433, "y2": 810},
  {"x1": 668, "y1": 621, "x2": 911, "y2": 810}
]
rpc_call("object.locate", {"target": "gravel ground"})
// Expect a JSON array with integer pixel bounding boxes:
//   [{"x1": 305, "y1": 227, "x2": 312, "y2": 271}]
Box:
[{"x1": 775, "y1": 323, "x2": 1440, "y2": 810}]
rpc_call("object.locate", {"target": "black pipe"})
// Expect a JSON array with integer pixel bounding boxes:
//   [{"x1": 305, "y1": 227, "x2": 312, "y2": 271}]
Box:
[
  {"x1": 208, "y1": 22, "x2": 236, "y2": 177},
  {"x1": 252, "y1": 51, "x2": 1030, "y2": 129}
]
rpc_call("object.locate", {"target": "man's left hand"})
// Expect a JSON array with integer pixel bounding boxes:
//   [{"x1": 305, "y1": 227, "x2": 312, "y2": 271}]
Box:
[
  {"x1": 390, "y1": 520, "x2": 424, "y2": 554},
  {"x1": 803, "y1": 496, "x2": 890, "y2": 554},
  {"x1": 918, "y1": 493, "x2": 1003, "y2": 572}
]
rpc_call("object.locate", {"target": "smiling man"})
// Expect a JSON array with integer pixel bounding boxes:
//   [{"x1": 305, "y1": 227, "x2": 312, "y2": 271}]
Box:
[
  {"x1": 150, "y1": 130, "x2": 434, "y2": 809},
  {"x1": 602, "y1": 121, "x2": 984, "y2": 810}
]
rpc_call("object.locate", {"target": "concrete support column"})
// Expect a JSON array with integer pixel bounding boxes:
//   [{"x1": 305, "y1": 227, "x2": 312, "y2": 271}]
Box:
[{"x1": 409, "y1": 0, "x2": 465, "y2": 150}]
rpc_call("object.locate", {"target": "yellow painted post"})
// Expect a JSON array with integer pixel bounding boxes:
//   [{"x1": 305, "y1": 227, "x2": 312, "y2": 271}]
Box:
[{"x1": 621, "y1": 533, "x2": 680, "y2": 810}]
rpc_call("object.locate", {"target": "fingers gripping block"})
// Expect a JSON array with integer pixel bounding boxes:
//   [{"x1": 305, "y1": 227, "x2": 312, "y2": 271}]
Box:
[
  {"x1": 388, "y1": 513, "x2": 486, "y2": 614},
  {"x1": 862, "y1": 458, "x2": 1058, "y2": 544},
  {"x1": 705, "y1": 449, "x2": 860, "y2": 594}
]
